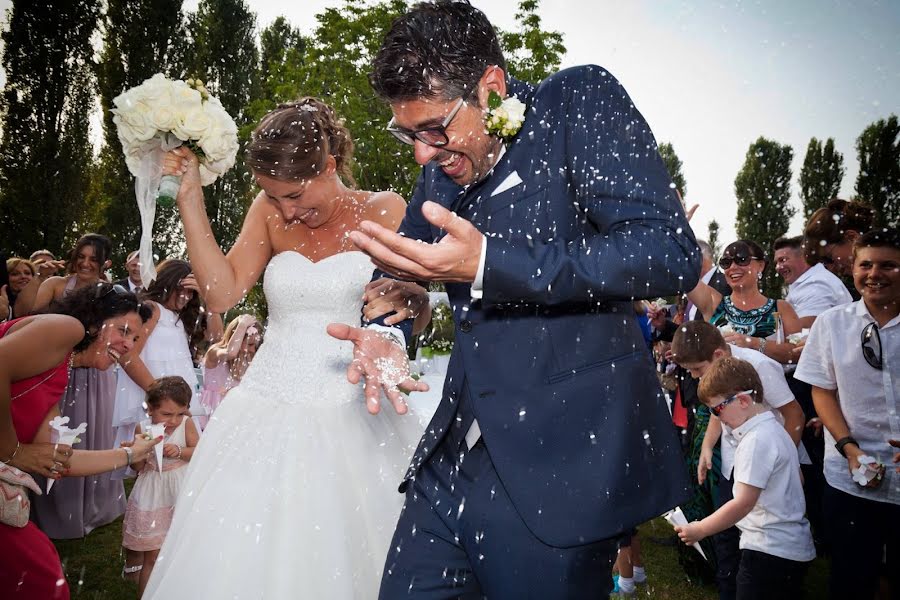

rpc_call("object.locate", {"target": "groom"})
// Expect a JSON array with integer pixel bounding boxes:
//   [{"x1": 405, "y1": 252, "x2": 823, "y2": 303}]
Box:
[{"x1": 332, "y1": 1, "x2": 701, "y2": 597}]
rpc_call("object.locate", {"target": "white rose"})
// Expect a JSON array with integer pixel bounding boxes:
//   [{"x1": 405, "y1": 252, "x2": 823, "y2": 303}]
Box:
[
  {"x1": 503, "y1": 96, "x2": 526, "y2": 123},
  {"x1": 172, "y1": 105, "x2": 213, "y2": 142},
  {"x1": 113, "y1": 101, "x2": 157, "y2": 142},
  {"x1": 148, "y1": 104, "x2": 178, "y2": 132},
  {"x1": 169, "y1": 82, "x2": 203, "y2": 116}
]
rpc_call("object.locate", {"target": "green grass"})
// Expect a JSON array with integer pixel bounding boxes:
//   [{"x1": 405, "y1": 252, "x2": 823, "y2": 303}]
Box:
[{"x1": 51, "y1": 513, "x2": 828, "y2": 599}]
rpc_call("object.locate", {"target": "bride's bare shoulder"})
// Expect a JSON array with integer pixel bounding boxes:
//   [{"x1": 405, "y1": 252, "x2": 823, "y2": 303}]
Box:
[{"x1": 361, "y1": 190, "x2": 407, "y2": 231}]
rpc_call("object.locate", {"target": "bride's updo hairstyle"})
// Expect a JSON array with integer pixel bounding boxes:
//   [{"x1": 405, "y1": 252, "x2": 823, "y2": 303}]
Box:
[
  {"x1": 804, "y1": 198, "x2": 876, "y2": 261},
  {"x1": 247, "y1": 97, "x2": 356, "y2": 188}
]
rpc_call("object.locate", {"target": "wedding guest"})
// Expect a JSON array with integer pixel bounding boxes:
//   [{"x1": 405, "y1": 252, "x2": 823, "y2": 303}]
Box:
[
  {"x1": 110, "y1": 258, "x2": 205, "y2": 578},
  {"x1": 675, "y1": 357, "x2": 815, "y2": 600},
  {"x1": 338, "y1": 2, "x2": 701, "y2": 596},
  {"x1": 4, "y1": 257, "x2": 38, "y2": 319},
  {"x1": 31, "y1": 283, "x2": 152, "y2": 540},
  {"x1": 0, "y1": 306, "x2": 159, "y2": 599},
  {"x1": 612, "y1": 529, "x2": 647, "y2": 596},
  {"x1": 198, "y1": 313, "x2": 261, "y2": 427},
  {"x1": 794, "y1": 228, "x2": 899, "y2": 599},
  {"x1": 671, "y1": 320, "x2": 806, "y2": 600},
  {"x1": 773, "y1": 236, "x2": 852, "y2": 329},
  {"x1": 773, "y1": 234, "x2": 852, "y2": 549},
  {"x1": 803, "y1": 198, "x2": 877, "y2": 279},
  {"x1": 30, "y1": 249, "x2": 66, "y2": 281},
  {"x1": 31, "y1": 233, "x2": 112, "y2": 312},
  {"x1": 688, "y1": 239, "x2": 802, "y2": 365},
  {"x1": 114, "y1": 250, "x2": 144, "y2": 293},
  {"x1": 122, "y1": 376, "x2": 198, "y2": 597}
]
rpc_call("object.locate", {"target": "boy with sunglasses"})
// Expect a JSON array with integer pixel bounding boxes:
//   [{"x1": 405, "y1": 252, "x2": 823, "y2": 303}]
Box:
[
  {"x1": 675, "y1": 357, "x2": 815, "y2": 599},
  {"x1": 794, "y1": 228, "x2": 899, "y2": 599},
  {"x1": 671, "y1": 320, "x2": 806, "y2": 599}
]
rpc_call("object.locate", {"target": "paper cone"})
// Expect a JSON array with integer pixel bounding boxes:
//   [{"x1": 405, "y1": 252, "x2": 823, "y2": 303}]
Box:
[
  {"x1": 47, "y1": 417, "x2": 87, "y2": 494},
  {"x1": 664, "y1": 507, "x2": 708, "y2": 561},
  {"x1": 149, "y1": 423, "x2": 166, "y2": 472}
]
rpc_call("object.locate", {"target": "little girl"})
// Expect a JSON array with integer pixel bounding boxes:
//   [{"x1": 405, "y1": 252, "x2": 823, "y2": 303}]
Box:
[
  {"x1": 122, "y1": 376, "x2": 199, "y2": 597},
  {"x1": 199, "y1": 313, "x2": 260, "y2": 427}
]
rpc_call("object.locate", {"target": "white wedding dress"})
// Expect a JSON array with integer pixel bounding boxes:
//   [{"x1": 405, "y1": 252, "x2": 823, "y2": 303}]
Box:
[{"x1": 145, "y1": 251, "x2": 424, "y2": 599}]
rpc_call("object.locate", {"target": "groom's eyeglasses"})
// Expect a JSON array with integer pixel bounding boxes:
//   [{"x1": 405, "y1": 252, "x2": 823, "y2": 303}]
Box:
[
  {"x1": 386, "y1": 84, "x2": 476, "y2": 147},
  {"x1": 861, "y1": 322, "x2": 882, "y2": 370}
]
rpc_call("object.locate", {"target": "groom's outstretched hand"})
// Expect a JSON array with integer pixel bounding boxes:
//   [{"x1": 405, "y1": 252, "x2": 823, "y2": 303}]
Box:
[
  {"x1": 349, "y1": 201, "x2": 483, "y2": 283},
  {"x1": 326, "y1": 323, "x2": 429, "y2": 415}
]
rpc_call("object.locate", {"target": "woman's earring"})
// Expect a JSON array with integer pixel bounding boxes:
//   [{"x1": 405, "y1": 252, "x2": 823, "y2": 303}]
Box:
[{"x1": 757, "y1": 272, "x2": 763, "y2": 280}]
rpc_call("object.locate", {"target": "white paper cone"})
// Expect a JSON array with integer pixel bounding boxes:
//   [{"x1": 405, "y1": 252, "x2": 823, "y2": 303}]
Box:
[
  {"x1": 664, "y1": 507, "x2": 708, "y2": 561},
  {"x1": 47, "y1": 418, "x2": 87, "y2": 494},
  {"x1": 149, "y1": 423, "x2": 166, "y2": 473}
]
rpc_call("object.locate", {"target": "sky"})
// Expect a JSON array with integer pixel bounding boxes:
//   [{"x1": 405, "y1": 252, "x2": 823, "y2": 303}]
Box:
[{"x1": 1, "y1": 0, "x2": 898, "y2": 244}]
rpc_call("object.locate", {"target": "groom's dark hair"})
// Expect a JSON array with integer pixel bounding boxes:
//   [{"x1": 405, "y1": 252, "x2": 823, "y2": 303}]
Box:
[{"x1": 370, "y1": 0, "x2": 506, "y2": 103}]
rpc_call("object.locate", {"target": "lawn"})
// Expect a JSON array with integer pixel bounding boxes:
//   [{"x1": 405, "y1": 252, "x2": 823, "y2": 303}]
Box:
[{"x1": 53, "y1": 514, "x2": 829, "y2": 599}]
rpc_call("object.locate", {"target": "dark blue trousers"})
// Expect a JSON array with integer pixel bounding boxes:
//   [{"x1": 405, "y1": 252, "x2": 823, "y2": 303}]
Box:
[{"x1": 378, "y1": 431, "x2": 617, "y2": 598}]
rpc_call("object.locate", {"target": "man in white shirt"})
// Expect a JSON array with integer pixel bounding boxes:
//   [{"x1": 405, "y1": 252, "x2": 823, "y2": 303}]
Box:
[
  {"x1": 773, "y1": 236, "x2": 852, "y2": 329},
  {"x1": 773, "y1": 235, "x2": 853, "y2": 548},
  {"x1": 671, "y1": 320, "x2": 806, "y2": 600}
]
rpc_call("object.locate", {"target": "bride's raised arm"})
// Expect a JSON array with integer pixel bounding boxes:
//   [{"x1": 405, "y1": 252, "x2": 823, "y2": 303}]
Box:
[{"x1": 164, "y1": 147, "x2": 272, "y2": 313}]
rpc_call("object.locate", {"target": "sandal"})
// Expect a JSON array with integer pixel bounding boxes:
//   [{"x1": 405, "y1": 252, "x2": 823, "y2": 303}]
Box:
[{"x1": 122, "y1": 564, "x2": 143, "y2": 580}]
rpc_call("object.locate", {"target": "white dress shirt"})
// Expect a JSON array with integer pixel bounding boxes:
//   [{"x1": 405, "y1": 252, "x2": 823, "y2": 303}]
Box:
[
  {"x1": 795, "y1": 301, "x2": 900, "y2": 504},
  {"x1": 785, "y1": 263, "x2": 853, "y2": 319}
]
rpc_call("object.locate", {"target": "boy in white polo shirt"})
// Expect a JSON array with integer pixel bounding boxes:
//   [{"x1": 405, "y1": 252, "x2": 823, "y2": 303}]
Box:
[{"x1": 676, "y1": 357, "x2": 815, "y2": 598}]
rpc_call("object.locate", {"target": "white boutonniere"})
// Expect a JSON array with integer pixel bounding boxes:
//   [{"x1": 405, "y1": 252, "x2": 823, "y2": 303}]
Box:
[{"x1": 484, "y1": 91, "x2": 525, "y2": 139}]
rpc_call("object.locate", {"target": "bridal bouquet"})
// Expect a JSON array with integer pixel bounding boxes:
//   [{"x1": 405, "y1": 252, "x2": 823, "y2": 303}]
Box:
[{"x1": 111, "y1": 74, "x2": 238, "y2": 283}]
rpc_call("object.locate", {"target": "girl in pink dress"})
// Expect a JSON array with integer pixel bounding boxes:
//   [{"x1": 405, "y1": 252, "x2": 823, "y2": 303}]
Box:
[
  {"x1": 122, "y1": 376, "x2": 199, "y2": 598},
  {"x1": 199, "y1": 314, "x2": 261, "y2": 427}
]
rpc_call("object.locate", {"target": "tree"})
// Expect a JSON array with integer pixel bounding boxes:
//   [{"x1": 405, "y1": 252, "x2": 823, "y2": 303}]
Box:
[
  {"x1": 657, "y1": 142, "x2": 687, "y2": 198},
  {"x1": 855, "y1": 114, "x2": 900, "y2": 227},
  {"x1": 183, "y1": 0, "x2": 260, "y2": 252},
  {"x1": 498, "y1": 0, "x2": 566, "y2": 84},
  {"x1": 94, "y1": 0, "x2": 188, "y2": 267},
  {"x1": 0, "y1": 0, "x2": 100, "y2": 256},
  {"x1": 734, "y1": 137, "x2": 794, "y2": 298},
  {"x1": 799, "y1": 137, "x2": 844, "y2": 222},
  {"x1": 707, "y1": 220, "x2": 721, "y2": 262}
]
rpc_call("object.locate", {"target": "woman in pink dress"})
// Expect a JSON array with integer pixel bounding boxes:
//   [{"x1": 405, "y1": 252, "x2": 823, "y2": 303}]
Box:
[
  {"x1": 0, "y1": 284, "x2": 159, "y2": 599},
  {"x1": 199, "y1": 314, "x2": 261, "y2": 426}
]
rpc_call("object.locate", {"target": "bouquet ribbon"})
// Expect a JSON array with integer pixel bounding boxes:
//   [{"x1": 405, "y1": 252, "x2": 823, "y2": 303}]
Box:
[{"x1": 134, "y1": 132, "x2": 182, "y2": 286}]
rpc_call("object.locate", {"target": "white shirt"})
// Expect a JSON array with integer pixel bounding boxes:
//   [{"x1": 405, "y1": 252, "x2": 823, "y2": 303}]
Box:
[
  {"x1": 795, "y1": 301, "x2": 900, "y2": 504},
  {"x1": 126, "y1": 279, "x2": 141, "y2": 293},
  {"x1": 732, "y1": 411, "x2": 816, "y2": 562},
  {"x1": 785, "y1": 263, "x2": 853, "y2": 319},
  {"x1": 719, "y1": 345, "x2": 799, "y2": 479}
]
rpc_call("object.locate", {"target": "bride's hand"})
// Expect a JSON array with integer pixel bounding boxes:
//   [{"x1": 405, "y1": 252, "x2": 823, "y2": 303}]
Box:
[
  {"x1": 162, "y1": 146, "x2": 203, "y2": 204},
  {"x1": 362, "y1": 278, "x2": 429, "y2": 326},
  {"x1": 326, "y1": 323, "x2": 429, "y2": 415}
]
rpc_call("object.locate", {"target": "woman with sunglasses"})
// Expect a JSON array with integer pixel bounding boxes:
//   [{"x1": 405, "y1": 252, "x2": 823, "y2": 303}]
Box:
[
  {"x1": 688, "y1": 239, "x2": 803, "y2": 365},
  {"x1": 795, "y1": 228, "x2": 899, "y2": 599},
  {"x1": 0, "y1": 283, "x2": 159, "y2": 600}
]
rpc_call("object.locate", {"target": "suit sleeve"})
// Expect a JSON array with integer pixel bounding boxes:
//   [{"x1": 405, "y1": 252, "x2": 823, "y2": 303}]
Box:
[
  {"x1": 360, "y1": 173, "x2": 432, "y2": 343},
  {"x1": 482, "y1": 66, "x2": 701, "y2": 306}
]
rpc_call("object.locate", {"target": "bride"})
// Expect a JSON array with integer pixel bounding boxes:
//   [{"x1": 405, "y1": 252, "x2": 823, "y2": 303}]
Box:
[{"x1": 145, "y1": 98, "x2": 429, "y2": 599}]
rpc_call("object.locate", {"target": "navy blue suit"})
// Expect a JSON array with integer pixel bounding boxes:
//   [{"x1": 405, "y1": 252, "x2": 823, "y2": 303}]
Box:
[{"x1": 378, "y1": 66, "x2": 701, "y2": 598}]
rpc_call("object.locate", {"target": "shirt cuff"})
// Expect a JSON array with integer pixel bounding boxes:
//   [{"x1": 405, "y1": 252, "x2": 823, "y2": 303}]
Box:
[
  {"x1": 364, "y1": 323, "x2": 406, "y2": 348},
  {"x1": 470, "y1": 235, "x2": 487, "y2": 300}
]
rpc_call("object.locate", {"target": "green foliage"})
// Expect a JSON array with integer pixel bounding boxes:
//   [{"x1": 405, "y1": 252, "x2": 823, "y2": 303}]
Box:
[
  {"x1": 658, "y1": 142, "x2": 687, "y2": 198},
  {"x1": 498, "y1": 0, "x2": 566, "y2": 83},
  {"x1": 799, "y1": 137, "x2": 844, "y2": 222},
  {"x1": 855, "y1": 114, "x2": 900, "y2": 227},
  {"x1": 94, "y1": 0, "x2": 188, "y2": 269},
  {"x1": 707, "y1": 220, "x2": 721, "y2": 262},
  {"x1": 0, "y1": 0, "x2": 100, "y2": 256},
  {"x1": 734, "y1": 137, "x2": 795, "y2": 298}
]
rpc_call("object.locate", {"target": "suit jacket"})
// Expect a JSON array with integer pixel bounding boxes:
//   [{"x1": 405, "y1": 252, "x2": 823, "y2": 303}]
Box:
[{"x1": 382, "y1": 66, "x2": 701, "y2": 546}]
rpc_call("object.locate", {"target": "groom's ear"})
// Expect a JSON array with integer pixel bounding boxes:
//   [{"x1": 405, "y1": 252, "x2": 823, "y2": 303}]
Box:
[{"x1": 476, "y1": 65, "x2": 507, "y2": 108}]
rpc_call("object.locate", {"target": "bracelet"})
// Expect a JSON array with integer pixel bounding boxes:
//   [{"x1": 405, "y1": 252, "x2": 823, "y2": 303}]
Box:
[
  {"x1": 835, "y1": 436, "x2": 859, "y2": 458},
  {"x1": 757, "y1": 338, "x2": 768, "y2": 354},
  {"x1": 122, "y1": 446, "x2": 133, "y2": 467},
  {"x1": 175, "y1": 445, "x2": 183, "y2": 460},
  {"x1": 0, "y1": 441, "x2": 20, "y2": 465}
]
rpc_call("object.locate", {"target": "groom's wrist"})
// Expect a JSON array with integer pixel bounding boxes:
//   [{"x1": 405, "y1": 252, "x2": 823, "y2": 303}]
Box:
[{"x1": 365, "y1": 324, "x2": 406, "y2": 349}]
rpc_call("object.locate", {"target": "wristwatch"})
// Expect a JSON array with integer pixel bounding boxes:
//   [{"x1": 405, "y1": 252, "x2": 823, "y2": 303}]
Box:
[
  {"x1": 834, "y1": 436, "x2": 859, "y2": 458},
  {"x1": 122, "y1": 446, "x2": 133, "y2": 467}
]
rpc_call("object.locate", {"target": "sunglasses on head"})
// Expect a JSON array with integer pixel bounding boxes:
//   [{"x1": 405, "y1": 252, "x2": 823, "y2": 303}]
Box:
[
  {"x1": 710, "y1": 389, "x2": 755, "y2": 416},
  {"x1": 718, "y1": 254, "x2": 761, "y2": 269},
  {"x1": 98, "y1": 283, "x2": 130, "y2": 300},
  {"x1": 861, "y1": 322, "x2": 882, "y2": 370}
]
